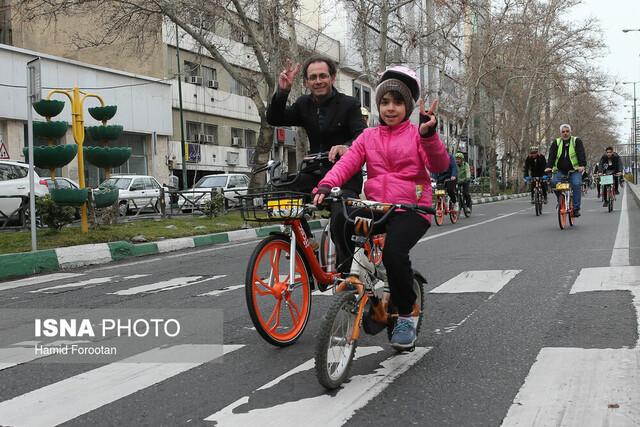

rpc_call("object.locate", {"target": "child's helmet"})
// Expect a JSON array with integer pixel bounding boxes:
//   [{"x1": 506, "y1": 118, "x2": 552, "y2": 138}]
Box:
[{"x1": 378, "y1": 65, "x2": 420, "y2": 101}]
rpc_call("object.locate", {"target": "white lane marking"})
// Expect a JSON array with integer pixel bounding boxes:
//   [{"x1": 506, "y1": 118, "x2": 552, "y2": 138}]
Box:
[
  {"x1": 571, "y1": 266, "x2": 640, "y2": 348},
  {"x1": 610, "y1": 187, "x2": 630, "y2": 267},
  {"x1": 312, "y1": 290, "x2": 333, "y2": 296},
  {"x1": 123, "y1": 274, "x2": 150, "y2": 280},
  {"x1": 429, "y1": 270, "x2": 521, "y2": 294},
  {"x1": 110, "y1": 275, "x2": 225, "y2": 296},
  {"x1": 0, "y1": 273, "x2": 84, "y2": 291},
  {"x1": 418, "y1": 208, "x2": 530, "y2": 244},
  {"x1": 91, "y1": 240, "x2": 258, "y2": 271},
  {"x1": 0, "y1": 345, "x2": 243, "y2": 427},
  {"x1": 501, "y1": 347, "x2": 640, "y2": 427},
  {"x1": 197, "y1": 284, "x2": 244, "y2": 297},
  {"x1": 29, "y1": 277, "x2": 118, "y2": 293},
  {"x1": 56, "y1": 244, "x2": 112, "y2": 268},
  {"x1": 205, "y1": 346, "x2": 429, "y2": 427}
]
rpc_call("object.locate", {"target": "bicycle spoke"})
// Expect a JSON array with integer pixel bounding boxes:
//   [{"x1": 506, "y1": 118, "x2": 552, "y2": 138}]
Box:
[
  {"x1": 267, "y1": 300, "x2": 282, "y2": 332},
  {"x1": 254, "y1": 277, "x2": 273, "y2": 296},
  {"x1": 269, "y1": 248, "x2": 282, "y2": 280},
  {"x1": 287, "y1": 302, "x2": 300, "y2": 325}
]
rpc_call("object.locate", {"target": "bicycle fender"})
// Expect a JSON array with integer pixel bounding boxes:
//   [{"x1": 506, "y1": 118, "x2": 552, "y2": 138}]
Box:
[{"x1": 268, "y1": 231, "x2": 317, "y2": 290}]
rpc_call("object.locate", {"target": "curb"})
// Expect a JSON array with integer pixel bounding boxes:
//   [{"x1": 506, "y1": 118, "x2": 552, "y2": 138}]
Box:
[
  {"x1": 0, "y1": 193, "x2": 529, "y2": 282},
  {"x1": 628, "y1": 182, "x2": 640, "y2": 205},
  {"x1": 0, "y1": 220, "x2": 327, "y2": 282}
]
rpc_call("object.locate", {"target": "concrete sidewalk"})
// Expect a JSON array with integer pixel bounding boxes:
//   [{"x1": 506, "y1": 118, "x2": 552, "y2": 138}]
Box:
[{"x1": 0, "y1": 193, "x2": 529, "y2": 282}]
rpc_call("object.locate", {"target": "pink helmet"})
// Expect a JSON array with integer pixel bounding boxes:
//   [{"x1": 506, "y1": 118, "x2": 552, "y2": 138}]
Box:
[{"x1": 378, "y1": 65, "x2": 420, "y2": 101}]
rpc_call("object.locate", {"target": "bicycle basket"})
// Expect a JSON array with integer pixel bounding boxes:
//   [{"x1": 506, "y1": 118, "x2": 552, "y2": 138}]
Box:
[
  {"x1": 238, "y1": 191, "x2": 307, "y2": 222},
  {"x1": 434, "y1": 189, "x2": 446, "y2": 196},
  {"x1": 599, "y1": 175, "x2": 614, "y2": 185},
  {"x1": 556, "y1": 182, "x2": 570, "y2": 191}
]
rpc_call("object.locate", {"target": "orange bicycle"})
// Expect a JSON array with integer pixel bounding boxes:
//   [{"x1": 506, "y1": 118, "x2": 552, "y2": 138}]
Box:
[
  {"x1": 314, "y1": 193, "x2": 433, "y2": 389},
  {"x1": 555, "y1": 176, "x2": 574, "y2": 229},
  {"x1": 434, "y1": 180, "x2": 459, "y2": 226}
]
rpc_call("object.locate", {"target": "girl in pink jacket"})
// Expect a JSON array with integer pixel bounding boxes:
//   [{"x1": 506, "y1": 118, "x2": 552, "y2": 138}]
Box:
[{"x1": 313, "y1": 65, "x2": 450, "y2": 350}]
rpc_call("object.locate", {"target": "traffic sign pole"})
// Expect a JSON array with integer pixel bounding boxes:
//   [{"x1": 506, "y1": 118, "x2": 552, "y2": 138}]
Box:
[{"x1": 26, "y1": 57, "x2": 41, "y2": 251}]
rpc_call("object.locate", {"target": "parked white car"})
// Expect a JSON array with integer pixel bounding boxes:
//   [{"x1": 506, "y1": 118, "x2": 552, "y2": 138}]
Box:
[
  {"x1": 179, "y1": 173, "x2": 249, "y2": 212},
  {"x1": 100, "y1": 174, "x2": 166, "y2": 216},
  {"x1": 0, "y1": 160, "x2": 48, "y2": 222},
  {"x1": 40, "y1": 177, "x2": 82, "y2": 219}
]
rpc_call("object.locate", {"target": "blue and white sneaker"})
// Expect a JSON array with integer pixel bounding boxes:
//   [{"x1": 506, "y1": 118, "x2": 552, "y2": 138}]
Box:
[{"x1": 390, "y1": 317, "x2": 416, "y2": 351}]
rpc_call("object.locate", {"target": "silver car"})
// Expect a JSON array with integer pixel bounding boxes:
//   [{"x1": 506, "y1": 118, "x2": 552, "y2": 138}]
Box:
[{"x1": 179, "y1": 173, "x2": 249, "y2": 212}]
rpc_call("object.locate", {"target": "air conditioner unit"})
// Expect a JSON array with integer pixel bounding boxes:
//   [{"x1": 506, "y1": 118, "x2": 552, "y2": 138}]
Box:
[
  {"x1": 190, "y1": 76, "x2": 203, "y2": 85},
  {"x1": 231, "y1": 137, "x2": 241, "y2": 146},
  {"x1": 207, "y1": 80, "x2": 219, "y2": 89},
  {"x1": 205, "y1": 134, "x2": 215, "y2": 143},
  {"x1": 198, "y1": 133, "x2": 207, "y2": 142}
]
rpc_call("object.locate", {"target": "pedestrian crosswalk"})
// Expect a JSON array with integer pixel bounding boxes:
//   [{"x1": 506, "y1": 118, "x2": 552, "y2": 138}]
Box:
[{"x1": 0, "y1": 265, "x2": 637, "y2": 427}]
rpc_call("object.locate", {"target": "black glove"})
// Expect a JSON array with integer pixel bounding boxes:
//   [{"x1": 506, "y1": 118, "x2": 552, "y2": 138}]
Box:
[
  {"x1": 313, "y1": 184, "x2": 331, "y2": 196},
  {"x1": 419, "y1": 111, "x2": 438, "y2": 138}
]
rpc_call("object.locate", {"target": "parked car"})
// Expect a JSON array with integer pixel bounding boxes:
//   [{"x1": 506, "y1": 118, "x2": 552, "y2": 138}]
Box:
[
  {"x1": 100, "y1": 175, "x2": 167, "y2": 216},
  {"x1": 179, "y1": 173, "x2": 249, "y2": 212},
  {"x1": 0, "y1": 160, "x2": 48, "y2": 222}
]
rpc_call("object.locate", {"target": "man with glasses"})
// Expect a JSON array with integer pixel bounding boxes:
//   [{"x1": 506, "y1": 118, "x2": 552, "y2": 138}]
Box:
[
  {"x1": 544, "y1": 124, "x2": 587, "y2": 217},
  {"x1": 266, "y1": 55, "x2": 365, "y2": 256},
  {"x1": 267, "y1": 55, "x2": 365, "y2": 196},
  {"x1": 523, "y1": 145, "x2": 548, "y2": 203}
]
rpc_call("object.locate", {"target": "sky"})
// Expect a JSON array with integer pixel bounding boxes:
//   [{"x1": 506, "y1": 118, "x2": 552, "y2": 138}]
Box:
[{"x1": 570, "y1": 0, "x2": 640, "y2": 142}]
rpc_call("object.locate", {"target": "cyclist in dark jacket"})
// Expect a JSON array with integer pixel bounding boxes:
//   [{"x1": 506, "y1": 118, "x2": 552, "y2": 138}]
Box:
[
  {"x1": 598, "y1": 146, "x2": 623, "y2": 199},
  {"x1": 523, "y1": 145, "x2": 548, "y2": 203},
  {"x1": 266, "y1": 56, "x2": 365, "y2": 197},
  {"x1": 432, "y1": 153, "x2": 459, "y2": 207}
]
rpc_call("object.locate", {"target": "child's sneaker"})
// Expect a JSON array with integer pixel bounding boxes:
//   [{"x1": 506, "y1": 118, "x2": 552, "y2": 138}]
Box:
[{"x1": 390, "y1": 317, "x2": 416, "y2": 351}]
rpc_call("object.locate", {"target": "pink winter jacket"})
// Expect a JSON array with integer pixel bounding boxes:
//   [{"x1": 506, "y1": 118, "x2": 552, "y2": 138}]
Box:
[{"x1": 317, "y1": 120, "x2": 450, "y2": 222}]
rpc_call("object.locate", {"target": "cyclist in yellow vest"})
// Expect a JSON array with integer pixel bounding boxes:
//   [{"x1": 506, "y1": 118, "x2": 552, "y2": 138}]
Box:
[{"x1": 544, "y1": 124, "x2": 586, "y2": 217}]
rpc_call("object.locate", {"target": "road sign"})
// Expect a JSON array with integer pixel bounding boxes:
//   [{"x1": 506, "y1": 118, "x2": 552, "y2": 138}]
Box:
[
  {"x1": 27, "y1": 57, "x2": 42, "y2": 103},
  {"x1": 0, "y1": 142, "x2": 8, "y2": 159}
]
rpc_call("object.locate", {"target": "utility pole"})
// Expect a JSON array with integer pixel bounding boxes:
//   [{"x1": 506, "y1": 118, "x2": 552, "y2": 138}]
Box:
[{"x1": 175, "y1": 22, "x2": 188, "y2": 190}]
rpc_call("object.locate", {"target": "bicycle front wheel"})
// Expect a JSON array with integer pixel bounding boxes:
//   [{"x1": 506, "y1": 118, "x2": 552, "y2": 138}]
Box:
[
  {"x1": 558, "y1": 194, "x2": 567, "y2": 230},
  {"x1": 245, "y1": 235, "x2": 312, "y2": 346},
  {"x1": 315, "y1": 291, "x2": 358, "y2": 389},
  {"x1": 435, "y1": 197, "x2": 445, "y2": 226},
  {"x1": 568, "y1": 194, "x2": 574, "y2": 226}
]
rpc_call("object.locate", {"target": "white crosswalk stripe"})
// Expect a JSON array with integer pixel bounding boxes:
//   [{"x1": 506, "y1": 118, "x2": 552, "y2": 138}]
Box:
[
  {"x1": 0, "y1": 273, "x2": 85, "y2": 291},
  {"x1": 110, "y1": 275, "x2": 226, "y2": 295},
  {"x1": 30, "y1": 276, "x2": 118, "y2": 293},
  {"x1": 204, "y1": 346, "x2": 430, "y2": 427},
  {"x1": 0, "y1": 345, "x2": 243, "y2": 427},
  {"x1": 429, "y1": 270, "x2": 521, "y2": 294}
]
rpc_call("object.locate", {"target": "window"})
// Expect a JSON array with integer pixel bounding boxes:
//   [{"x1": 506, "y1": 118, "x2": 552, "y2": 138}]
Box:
[
  {"x1": 84, "y1": 133, "x2": 147, "y2": 187},
  {"x1": 202, "y1": 66, "x2": 217, "y2": 83},
  {"x1": 228, "y1": 175, "x2": 246, "y2": 188},
  {"x1": 230, "y1": 77, "x2": 250, "y2": 96},
  {"x1": 245, "y1": 129, "x2": 256, "y2": 147},
  {"x1": 204, "y1": 124, "x2": 218, "y2": 144},
  {"x1": 186, "y1": 121, "x2": 201, "y2": 142},
  {"x1": 46, "y1": 179, "x2": 73, "y2": 189},
  {"x1": 184, "y1": 61, "x2": 199, "y2": 81},
  {"x1": 231, "y1": 128, "x2": 244, "y2": 147},
  {"x1": 130, "y1": 178, "x2": 145, "y2": 191},
  {"x1": 362, "y1": 87, "x2": 371, "y2": 109},
  {"x1": 143, "y1": 177, "x2": 160, "y2": 190}
]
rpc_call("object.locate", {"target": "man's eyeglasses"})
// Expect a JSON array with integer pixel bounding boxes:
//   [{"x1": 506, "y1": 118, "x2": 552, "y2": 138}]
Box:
[{"x1": 307, "y1": 73, "x2": 331, "y2": 81}]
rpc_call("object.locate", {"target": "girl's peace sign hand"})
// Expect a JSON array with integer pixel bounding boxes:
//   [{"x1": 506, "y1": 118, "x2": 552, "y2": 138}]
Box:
[
  {"x1": 278, "y1": 59, "x2": 301, "y2": 92},
  {"x1": 419, "y1": 98, "x2": 439, "y2": 137}
]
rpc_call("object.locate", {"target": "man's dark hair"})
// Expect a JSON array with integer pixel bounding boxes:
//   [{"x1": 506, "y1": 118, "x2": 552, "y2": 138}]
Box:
[
  {"x1": 302, "y1": 55, "x2": 337, "y2": 79},
  {"x1": 605, "y1": 146, "x2": 613, "y2": 152}
]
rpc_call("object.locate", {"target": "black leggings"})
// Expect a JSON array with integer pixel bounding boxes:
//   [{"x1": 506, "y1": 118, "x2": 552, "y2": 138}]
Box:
[{"x1": 331, "y1": 208, "x2": 430, "y2": 315}]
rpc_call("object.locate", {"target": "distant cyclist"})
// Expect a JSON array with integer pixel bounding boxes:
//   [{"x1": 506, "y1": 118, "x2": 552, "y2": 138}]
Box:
[
  {"x1": 544, "y1": 124, "x2": 586, "y2": 217},
  {"x1": 432, "y1": 153, "x2": 459, "y2": 211},
  {"x1": 523, "y1": 145, "x2": 548, "y2": 203},
  {"x1": 455, "y1": 152, "x2": 472, "y2": 213},
  {"x1": 598, "y1": 146, "x2": 623, "y2": 204}
]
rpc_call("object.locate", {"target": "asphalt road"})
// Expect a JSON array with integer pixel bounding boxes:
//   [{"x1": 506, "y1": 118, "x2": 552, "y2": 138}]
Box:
[{"x1": 0, "y1": 186, "x2": 638, "y2": 427}]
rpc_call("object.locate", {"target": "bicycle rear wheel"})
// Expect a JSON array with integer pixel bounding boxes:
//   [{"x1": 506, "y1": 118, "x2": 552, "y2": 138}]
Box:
[
  {"x1": 568, "y1": 194, "x2": 574, "y2": 226},
  {"x1": 245, "y1": 235, "x2": 312, "y2": 346},
  {"x1": 315, "y1": 291, "x2": 358, "y2": 389},
  {"x1": 608, "y1": 190, "x2": 614, "y2": 212},
  {"x1": 557, "y1": 195, "x2": 567, "y2": 229},
  {"x1": 534, "y1": 188, "x2": 542, "y2": 216},
  {"x1": 449, "y1": 201, "x2": 459, "y2": 224}
]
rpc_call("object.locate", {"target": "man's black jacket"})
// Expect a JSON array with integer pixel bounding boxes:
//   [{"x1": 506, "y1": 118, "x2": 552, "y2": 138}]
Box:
[
  {"x1": 523, "y1": 154, "x2": 547, "y2": 177},
  {"x1": 267, "y1": 88, "x2": 365, "y2": 195},
  {"x1": 599, "y1": 153, "x2": 623, "y2": 173}
]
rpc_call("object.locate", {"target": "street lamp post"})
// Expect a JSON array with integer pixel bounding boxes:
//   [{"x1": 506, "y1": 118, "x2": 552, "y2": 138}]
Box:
[{"x1": 623, "y1": 81, "x2": 638, "y2": 184}]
